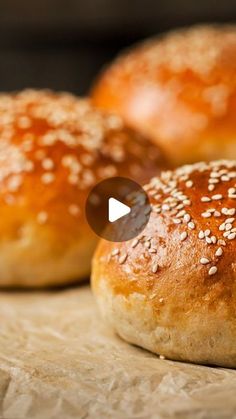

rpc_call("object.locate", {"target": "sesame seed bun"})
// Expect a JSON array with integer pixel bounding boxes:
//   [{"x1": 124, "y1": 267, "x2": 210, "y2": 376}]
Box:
[
  {"x1": 92, "y1": 160, "x2": 236, "y2": 367},
  {"x1": 0, "y1": 89, "x2": 166, "y2": 287},
  {"x1": 92, "y1": 25, "x2": 236, "y2": 166}
]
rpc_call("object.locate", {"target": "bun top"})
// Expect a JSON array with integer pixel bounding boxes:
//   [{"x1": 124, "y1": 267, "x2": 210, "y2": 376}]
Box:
[
  {"x1": 93, "y1": 160, "x2": 236, "y2": 309},
  {"x1": 92, "y1": 25, "x2": 236, "y2": 165},
  {"x1": 0, "y1": 89, "x2": 164, "y2": 239}
]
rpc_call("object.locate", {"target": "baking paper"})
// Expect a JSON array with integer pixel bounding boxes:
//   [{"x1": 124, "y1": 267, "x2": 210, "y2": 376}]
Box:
[{"x1": 0, "y1": 285, "x2": 235, "y2": 419}]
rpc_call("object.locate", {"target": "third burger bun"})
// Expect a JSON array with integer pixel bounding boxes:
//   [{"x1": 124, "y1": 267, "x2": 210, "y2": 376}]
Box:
[
  {"x1": 92, "y1": 160, "x2": 236, "y2": 367},
  {"x1": 92, "y1": 25, "x2": 236, "y2": 166}
]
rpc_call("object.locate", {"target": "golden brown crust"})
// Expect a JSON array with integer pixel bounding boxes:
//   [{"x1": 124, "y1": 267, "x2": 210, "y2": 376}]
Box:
[
  {"x1": 0, "y1": 89, "x2": 165, "y2": 287},
  {"x1": 92, "y1": 160, "x2": 236, "y2": 367},
  {"x1": 92, "y1": 25, "x2": 236, "y2": 166}
]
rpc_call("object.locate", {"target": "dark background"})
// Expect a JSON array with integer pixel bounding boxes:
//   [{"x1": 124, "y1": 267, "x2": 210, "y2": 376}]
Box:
[{"x1": 0, "y1": 0, "x2": 235, "y2": 95}]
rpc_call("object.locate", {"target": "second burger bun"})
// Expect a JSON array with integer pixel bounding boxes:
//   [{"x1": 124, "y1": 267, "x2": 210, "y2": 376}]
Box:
[
  {"x1": 92, "y1": 160, "x2": 236, "y2": 367},
  {"x1": 92, "y1": 25, "x2": 236, "y2": 166},
  {"x1": 0, "y1": 89, "x2": 165, "y2": 287}
]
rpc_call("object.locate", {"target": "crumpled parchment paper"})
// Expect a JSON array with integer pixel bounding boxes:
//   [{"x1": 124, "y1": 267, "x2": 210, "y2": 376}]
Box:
[{"x1": 0, "y1": 285, "x2": 236, "y2": 419}]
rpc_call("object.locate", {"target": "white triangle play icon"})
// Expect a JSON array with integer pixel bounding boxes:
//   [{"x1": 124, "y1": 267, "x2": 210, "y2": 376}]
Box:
[{"x1": 108, "y1": 197, "x2": 131, "y2": 223}]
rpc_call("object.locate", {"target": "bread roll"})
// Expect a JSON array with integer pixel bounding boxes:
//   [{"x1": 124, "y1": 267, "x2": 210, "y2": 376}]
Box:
[
  {"x1": 92, "y1": 160, "x2": 236, "y2": 367},
  {"x1": 0, "y1": 89, "x2": 165, "y2": 287},
  {"x1": 92, "y1": 25, "x2": 236, "y2": 166}
]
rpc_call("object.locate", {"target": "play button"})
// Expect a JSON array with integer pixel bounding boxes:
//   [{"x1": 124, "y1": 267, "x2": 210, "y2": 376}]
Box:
[
  {"x1": 108, "y1": 198, "x2": 131, "y2": 222},
  {"x1": 86, "y1": 177, "x2": 151, "y2": 242}
]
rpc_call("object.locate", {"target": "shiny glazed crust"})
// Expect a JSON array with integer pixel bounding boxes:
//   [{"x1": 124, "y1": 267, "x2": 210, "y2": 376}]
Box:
[
  {"x1": 92, "y1": 160, "x2": 236, "y2": 367},
  {"x1": 92, "y1": 25, "x2": 236, "y2": 166},
  {"x1": 0, "y1": 89, "x2": 165, "y2": 287}
]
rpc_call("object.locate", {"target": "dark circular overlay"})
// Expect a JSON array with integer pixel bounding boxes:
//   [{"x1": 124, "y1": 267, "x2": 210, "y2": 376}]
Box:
[{"x1": 85, "y1": 177, "x2": 151, "y2": 242}]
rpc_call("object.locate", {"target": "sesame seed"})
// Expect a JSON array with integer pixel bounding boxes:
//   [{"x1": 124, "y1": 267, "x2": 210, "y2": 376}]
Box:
[
  {"x1": 215, "y1": 247, "x2": 223, "y2": 257},
  {"x1": 208, "y1": 266, "x2": 218, "y2": 276},
  {"x1": 42, "y1": 158, "x2": 54, "y2": 170},
  {"x1": 201, "y1": 196, "x2": 211, "y2": 202},
  {"x1": 211, "y1": 194, "x2": 223, "y2": 201},
  {"x1": 37, "y1": 211, "x2": 48, "y2": 224},
  {"x1": 180, "y1": 231, "x2": 188, "y2": 241},
  {"x1": 186, "y1": 180, "x2": 193, "y2": 188},
  {"x1": 111, "y1": 249, "x2": 119, "y2": 256},
  {"x1": 152, "y1": 262, "x2": 159, "y2": 273},
  {"x1": 131, "y1": 238, "x2": 139, "y2": 248},
  {"x1": 118, "y1": 253, "x2": 128, "y2": 264},
  {"x1": 41, "y1": 172, "x2": 55, "y2": 184},
  {"x1": 68, "y1": 204, "x2": 80, "y2": 216},
  {"x1": 200, "y1": 258, "x2": 210, "y2": 265}
]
